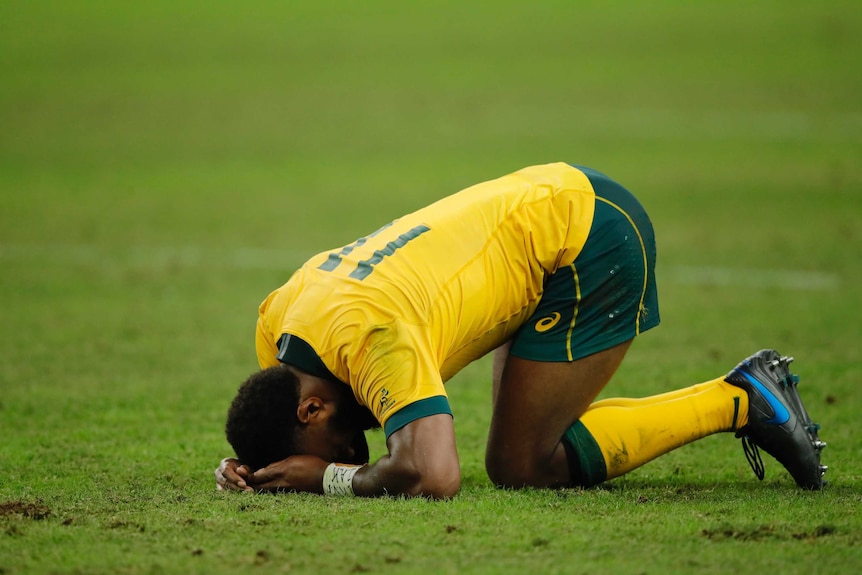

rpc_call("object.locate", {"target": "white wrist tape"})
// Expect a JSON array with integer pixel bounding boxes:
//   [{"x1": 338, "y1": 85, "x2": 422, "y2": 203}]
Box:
[
  {"x1": 322, "y1": 463, "x2": 363, "y2": 496},
  {"x1": 215, "y1": 457, "x2": 233, "y2": 490}
]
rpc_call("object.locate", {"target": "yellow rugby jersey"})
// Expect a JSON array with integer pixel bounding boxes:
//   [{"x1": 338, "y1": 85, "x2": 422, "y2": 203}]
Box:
[{"x1": 256, "y1": 162, "x2": 597, "y2": 436}]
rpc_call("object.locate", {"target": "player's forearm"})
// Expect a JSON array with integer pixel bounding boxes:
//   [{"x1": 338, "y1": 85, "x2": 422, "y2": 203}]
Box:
[
  {"x1": 244, "y1": 453, "x2": 457, "y2": 498},
  {"x1": 352, "y1": 453, "x2": 459, "y2": 499},
  {"x1": 352, "y1": 455, "x2": 421, "y2": 498},
  {"x1": 349, "y1": 413, "x2": 461, "y2": 499}
]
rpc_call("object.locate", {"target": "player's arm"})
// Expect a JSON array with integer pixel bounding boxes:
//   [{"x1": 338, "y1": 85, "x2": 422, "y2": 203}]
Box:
[
  {"x1": 353, "y1": 413, "x2": 460, "y2": 499},
  {"x1": 245, "y1": 413, "x2": 460, "y2": 499}
]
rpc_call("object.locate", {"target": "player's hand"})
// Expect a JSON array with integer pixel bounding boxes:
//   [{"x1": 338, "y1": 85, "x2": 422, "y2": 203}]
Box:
[
  {"x1": 246, "y1": 455, "x2": 330, "y2": 494},
  {"x1": 214, "y1": 457, "x2": 254, "y2": 492}
]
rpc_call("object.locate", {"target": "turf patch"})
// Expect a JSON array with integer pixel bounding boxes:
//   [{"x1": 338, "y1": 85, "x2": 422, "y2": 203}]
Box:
[{"x1": 0, "y1": 500, "x2": 51, "y2": 520}]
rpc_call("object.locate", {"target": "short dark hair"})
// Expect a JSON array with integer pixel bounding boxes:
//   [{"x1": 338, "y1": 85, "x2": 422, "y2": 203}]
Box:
[{"x1": 225, "y1": 364, "x2": 301, "y2": 470}]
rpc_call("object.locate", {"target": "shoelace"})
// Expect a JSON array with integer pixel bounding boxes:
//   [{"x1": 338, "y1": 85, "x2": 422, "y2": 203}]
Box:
[{"x1": 740, "y1": 435, "x2": 765, "y2": 480}]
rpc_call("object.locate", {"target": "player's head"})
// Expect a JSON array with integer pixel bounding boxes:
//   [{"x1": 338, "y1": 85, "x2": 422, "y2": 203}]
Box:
[{"x1": 225, "y1": 364, "x2": 377, "y2": 470}]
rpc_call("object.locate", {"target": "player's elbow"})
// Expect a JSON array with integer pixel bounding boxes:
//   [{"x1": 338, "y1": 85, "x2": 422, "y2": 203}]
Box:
[
  {"x1": 418, "y1": 466, "x2": 461, "y2": 500},
  {"x1": 396, "y1": 459, "x2": 461, "y2": 500},
  {"x1": 385, "y1": 413, "x2": 461, "y2": 499}
]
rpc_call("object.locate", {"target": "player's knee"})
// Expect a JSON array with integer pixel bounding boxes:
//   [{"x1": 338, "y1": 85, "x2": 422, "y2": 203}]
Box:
[{"x1": 485, "y1": 449, "x2": 545, "y2": 489}]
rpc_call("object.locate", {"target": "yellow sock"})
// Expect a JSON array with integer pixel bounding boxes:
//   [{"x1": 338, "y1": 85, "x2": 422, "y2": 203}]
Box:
[{"x1": 578, "y1": 377, "x2": 748, "y2": 480}]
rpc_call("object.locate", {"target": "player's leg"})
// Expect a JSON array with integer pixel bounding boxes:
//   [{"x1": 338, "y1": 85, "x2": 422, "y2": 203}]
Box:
[
  {"x1": 567, "y1": 349, "x2": 826, "y2": 489},
  {"x1": 486, "y1": 338, "x2": 755, "y2": 487},
  {"x1": 486, "y1": 165, "x2": 746, "y2": 488},
  {"x1": 486, "y1": 340, "x2": 631, "y2": 487},
  {"x1": 572, "y1": 374, "x2": 748, "y2": 482},
  {"x1": 565, "y1": 168, "x2": 825, "y2": 489},
  {"x1": 490, "y1": 340, "x2": 509, "y2": 407},
  {"x1": 487, "y1": 166, "x2": 825, "y2": 489}
]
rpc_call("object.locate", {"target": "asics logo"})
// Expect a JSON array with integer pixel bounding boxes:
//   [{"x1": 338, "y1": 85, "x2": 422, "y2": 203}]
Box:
[
  {"x1": 738, "y1": 370, "x2": 790, "y2": 425},
  {"x1": 535, "y1": 312, "x2": 562, "y2": 332}
]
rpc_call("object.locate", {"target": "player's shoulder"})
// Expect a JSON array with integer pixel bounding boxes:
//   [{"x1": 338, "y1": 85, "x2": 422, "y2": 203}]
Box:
[
  {"x1": 513, "y1": 161, "x2": 582, "y2": 178},
  {"x1": 510, "y1": 162, "x2": 595, "y2": 194}
]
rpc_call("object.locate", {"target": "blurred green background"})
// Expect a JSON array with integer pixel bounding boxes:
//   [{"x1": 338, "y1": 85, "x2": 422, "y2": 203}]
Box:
[
  {"x1": 1, "y1": 1, "x2": 861, "y2": 573},
  {"x1": 2, "y1": 0, "x2": 859, "y2": 392}
]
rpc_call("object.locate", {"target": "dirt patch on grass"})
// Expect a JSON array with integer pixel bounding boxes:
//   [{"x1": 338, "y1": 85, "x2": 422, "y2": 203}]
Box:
[
  {"x1": 0, "y1": 500, "x2": 51, "y2": 520},
  {"x1": 702, "y1": 524, "x2": 837, "y2": 542}
]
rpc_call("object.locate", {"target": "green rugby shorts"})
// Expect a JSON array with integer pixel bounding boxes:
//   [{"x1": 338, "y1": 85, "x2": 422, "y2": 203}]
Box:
[{"x1": 509, "y1": 165, "x2": 660, "y2": 362}]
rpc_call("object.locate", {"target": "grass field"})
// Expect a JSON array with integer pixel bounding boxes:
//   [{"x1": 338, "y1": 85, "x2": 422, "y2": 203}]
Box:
[{"x1": 2, "y1": 1, "x2": 861, "y2": 573}]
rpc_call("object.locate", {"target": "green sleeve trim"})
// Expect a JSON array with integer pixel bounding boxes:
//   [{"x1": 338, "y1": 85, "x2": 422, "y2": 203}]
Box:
[
  {"x1": 276, "y1": 333, "x2": 340, "y2": 382},
  {"x1": 384, "y1": 396, "x2": 452, "y2": 438}
]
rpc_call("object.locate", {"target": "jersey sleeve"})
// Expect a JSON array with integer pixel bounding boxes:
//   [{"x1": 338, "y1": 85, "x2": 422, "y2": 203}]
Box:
[{"x1": 346, "y1": 317, "x2": 452, "y2": 438}]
